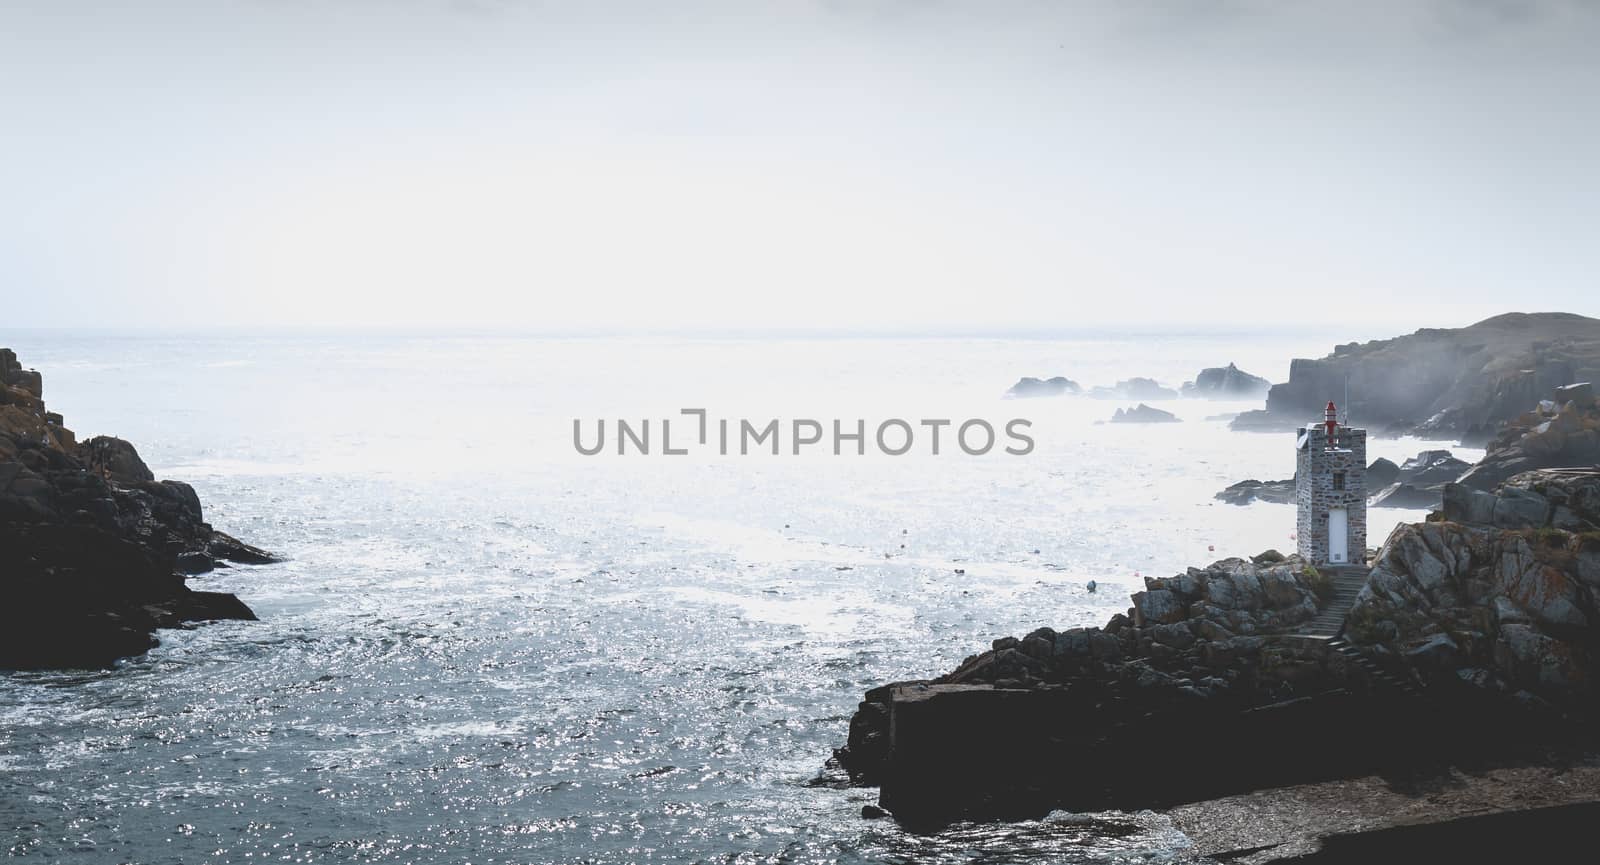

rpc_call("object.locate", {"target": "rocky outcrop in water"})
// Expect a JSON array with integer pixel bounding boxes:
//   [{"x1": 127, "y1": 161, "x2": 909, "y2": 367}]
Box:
[
  {"x1": 1, "y1": 348, "x2": 275, "y2": 669},
  {"x1": 1214, "y1": 477, "x2": 1297, "y2": 505},
  {"x1": 1456, "y1": 382, "x2": 1600, "y2": 493},
  {"x1": 1181, "y1": 362, "x2": 1271, "y2": 399},
  {"x1": 1366, "y1": 457, "x2": 1400, "y2": 488},
  {"x1": 832, "y1": 470, "x2": 1600, "y2": 827},
  {"x1": 1109, "y1": 403, "x2": 1179, "y2": 424},
  {"x1": 1215, "y1": 453, "x2": 1465, "y2": 509},
  {"x1": 1230, "y1": 313, "x2": 1600, "y2": 442},
  {"x1": 1367, "y1": 449, "x2": 1475, "y2": 510},
  {"x1": 1004, "y1": 376, "x2": 1080, "y2": 398},
  {"x1": 1090, "y1": 377, "x2": 1178, "y2": 401}
]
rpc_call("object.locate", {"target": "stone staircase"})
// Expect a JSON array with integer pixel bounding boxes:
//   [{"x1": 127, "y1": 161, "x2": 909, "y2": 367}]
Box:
[
  {"x1": 1326, "y1": 636, "x2": 1420, "y2": 696},
  {"x1": 1293, "y1": 565, "x2": 1422, "y2": 696},
  {"x1": 1300, "y1": 566, "x2": 1371, "y2": 638}
]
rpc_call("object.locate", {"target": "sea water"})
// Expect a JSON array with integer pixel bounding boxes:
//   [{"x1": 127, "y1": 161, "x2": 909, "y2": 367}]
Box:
[{"x1": 0, "y1": 331, "x2": 1479, "y2": 863}]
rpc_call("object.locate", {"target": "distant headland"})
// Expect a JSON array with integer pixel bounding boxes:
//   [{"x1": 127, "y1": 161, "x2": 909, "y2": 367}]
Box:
[
  {"x1": 1005, "y1": 312, "x2": 1600, "y2": 450},
  {"x1": 1230, "y1": 312, "x2": 1600, "y2": 443}
]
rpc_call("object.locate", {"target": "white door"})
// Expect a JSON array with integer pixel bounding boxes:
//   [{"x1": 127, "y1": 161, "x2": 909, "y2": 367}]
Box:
[{"x1": 1328, "y1": 508, "x2": 1348, "y2": 564}]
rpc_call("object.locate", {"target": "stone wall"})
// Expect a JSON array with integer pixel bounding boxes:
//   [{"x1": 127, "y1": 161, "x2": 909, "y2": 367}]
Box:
[{"x1": 1296, "y1": 425, "x2": 1368, "y2": 564}]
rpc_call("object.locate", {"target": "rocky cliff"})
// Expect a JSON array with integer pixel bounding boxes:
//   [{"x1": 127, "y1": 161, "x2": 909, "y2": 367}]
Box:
[
  {"x1": 1, "y1": 348, "x2": 275, "y2": 669},
  {"x1": 831, "y1": 471, "x2": 1600, "y2": 827},
  {"x1": 1231, "y1": 313, "x2": 1600, "y2": 443},
  {"x1": 1456, "y1": 382, "x2": 1600, "y2": 493},
  {"x1": 1350, "y1": 470, "x2": 1600, "y2": 692}
]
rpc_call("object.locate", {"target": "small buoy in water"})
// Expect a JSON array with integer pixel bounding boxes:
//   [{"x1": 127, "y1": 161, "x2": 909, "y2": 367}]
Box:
[
  {"x1": 784, "y1": 524, "x2": 791, "y2": 529},
  {"x1": 1086, "y1": 580, "x2": 1098, "y2": 593},
  {"x1": 1208, "y1": 544, "x2": 1215, "y2": 552},
  {"x1": 902, "y1": 529, "x2": 908, "y2": 535},
  {"x1": 954, "y1": 568, "x2": 966, "y2": 575}
]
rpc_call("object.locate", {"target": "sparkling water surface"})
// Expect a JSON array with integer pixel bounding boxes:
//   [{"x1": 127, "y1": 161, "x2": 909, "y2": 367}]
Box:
[{"x1": 0, "y1": 332, "x2": 1478, "y2": 863}]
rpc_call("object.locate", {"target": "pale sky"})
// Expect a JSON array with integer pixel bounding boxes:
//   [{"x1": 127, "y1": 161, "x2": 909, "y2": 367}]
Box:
[{"x1": 3, "y1": 1, "x2": 1597, "y2": 333}]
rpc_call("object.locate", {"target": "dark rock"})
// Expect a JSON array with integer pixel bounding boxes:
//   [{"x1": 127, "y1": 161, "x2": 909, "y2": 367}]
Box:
[
  {"x1": 209, "y1": 531, "x2": 279, "y2": 565},
  {"x1": 0, "y1": 348, "x2": 276, "y2": 670},
  {"x1": 1399, "y1": 450, "x2": 1473, "y2": 487},
  {"x1": 1364, "y1": 450, "x2": 1473, "y2": 509},
  {"x1": 1004, "y1": 376, "x2": 1080, "y2": 398},
  {"x1": 1370, "y1": 482, "x2": 1443, "y2": 509},
  {"x1": 1367, "y1": 457, "x2": 1401, "y2": 488},
  {"x1": 1181, "y1": 363, "x2": 1271, "y2": 399},
  {"x1": 1215, "y1": 478, "x2": 1295, "y2": 506},
  {"x1": 176, "y1": 551, "x2": 216, "y2": 574},
  {"x1": 1458, "y1": 386, "x2": 1600, "y2": 492},
  {"x1": 0, "y1": 524, "x2": 254, "y2": 669},
  {"x1": 1352, "y1": 470, "x2": 1599, "y2": 654},
  {"x1": 1494, "y1": 484, "x2": 1554, "y2": 528},
  {"x1": 183, "y1": 590, "x2": 259, "y2": 621},
  {"x1": 1151, "y1": 621, "x2": 1197, "y2": 649},
  {"x1": 1090, "y1": 378, "x2": 1179, "y2": 401},
  {"x1": 79, "y1": 436, "x2": 155, "y2": 483},
  {"x1": 5, "y1": 368, "x2": 43, "y2": 398},
  {"x1": 161, "y1": 480, "x2": 204, "y2": 522},
  {"x1": 1229, "y1": 408, "x2": 1310, "y2": 433},
  {"x1": 1110, "y1": 403, "x2": 1180, "y2": 424},
  {"x1": 1404, "y1": 633, "x2": 1461, "y2": 669},
  {"x1": 1222, "y1": 448, "x2": 1472, "y2": 511},
  {"x1": 1131, "y1": 588, "x2": 1186, "y2": 624}
]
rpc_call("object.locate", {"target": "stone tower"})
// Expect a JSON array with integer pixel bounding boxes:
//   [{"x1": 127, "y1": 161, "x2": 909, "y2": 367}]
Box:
[{"x1": 1295, "y1": 401, "x2": 1367, "y2": 566}]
